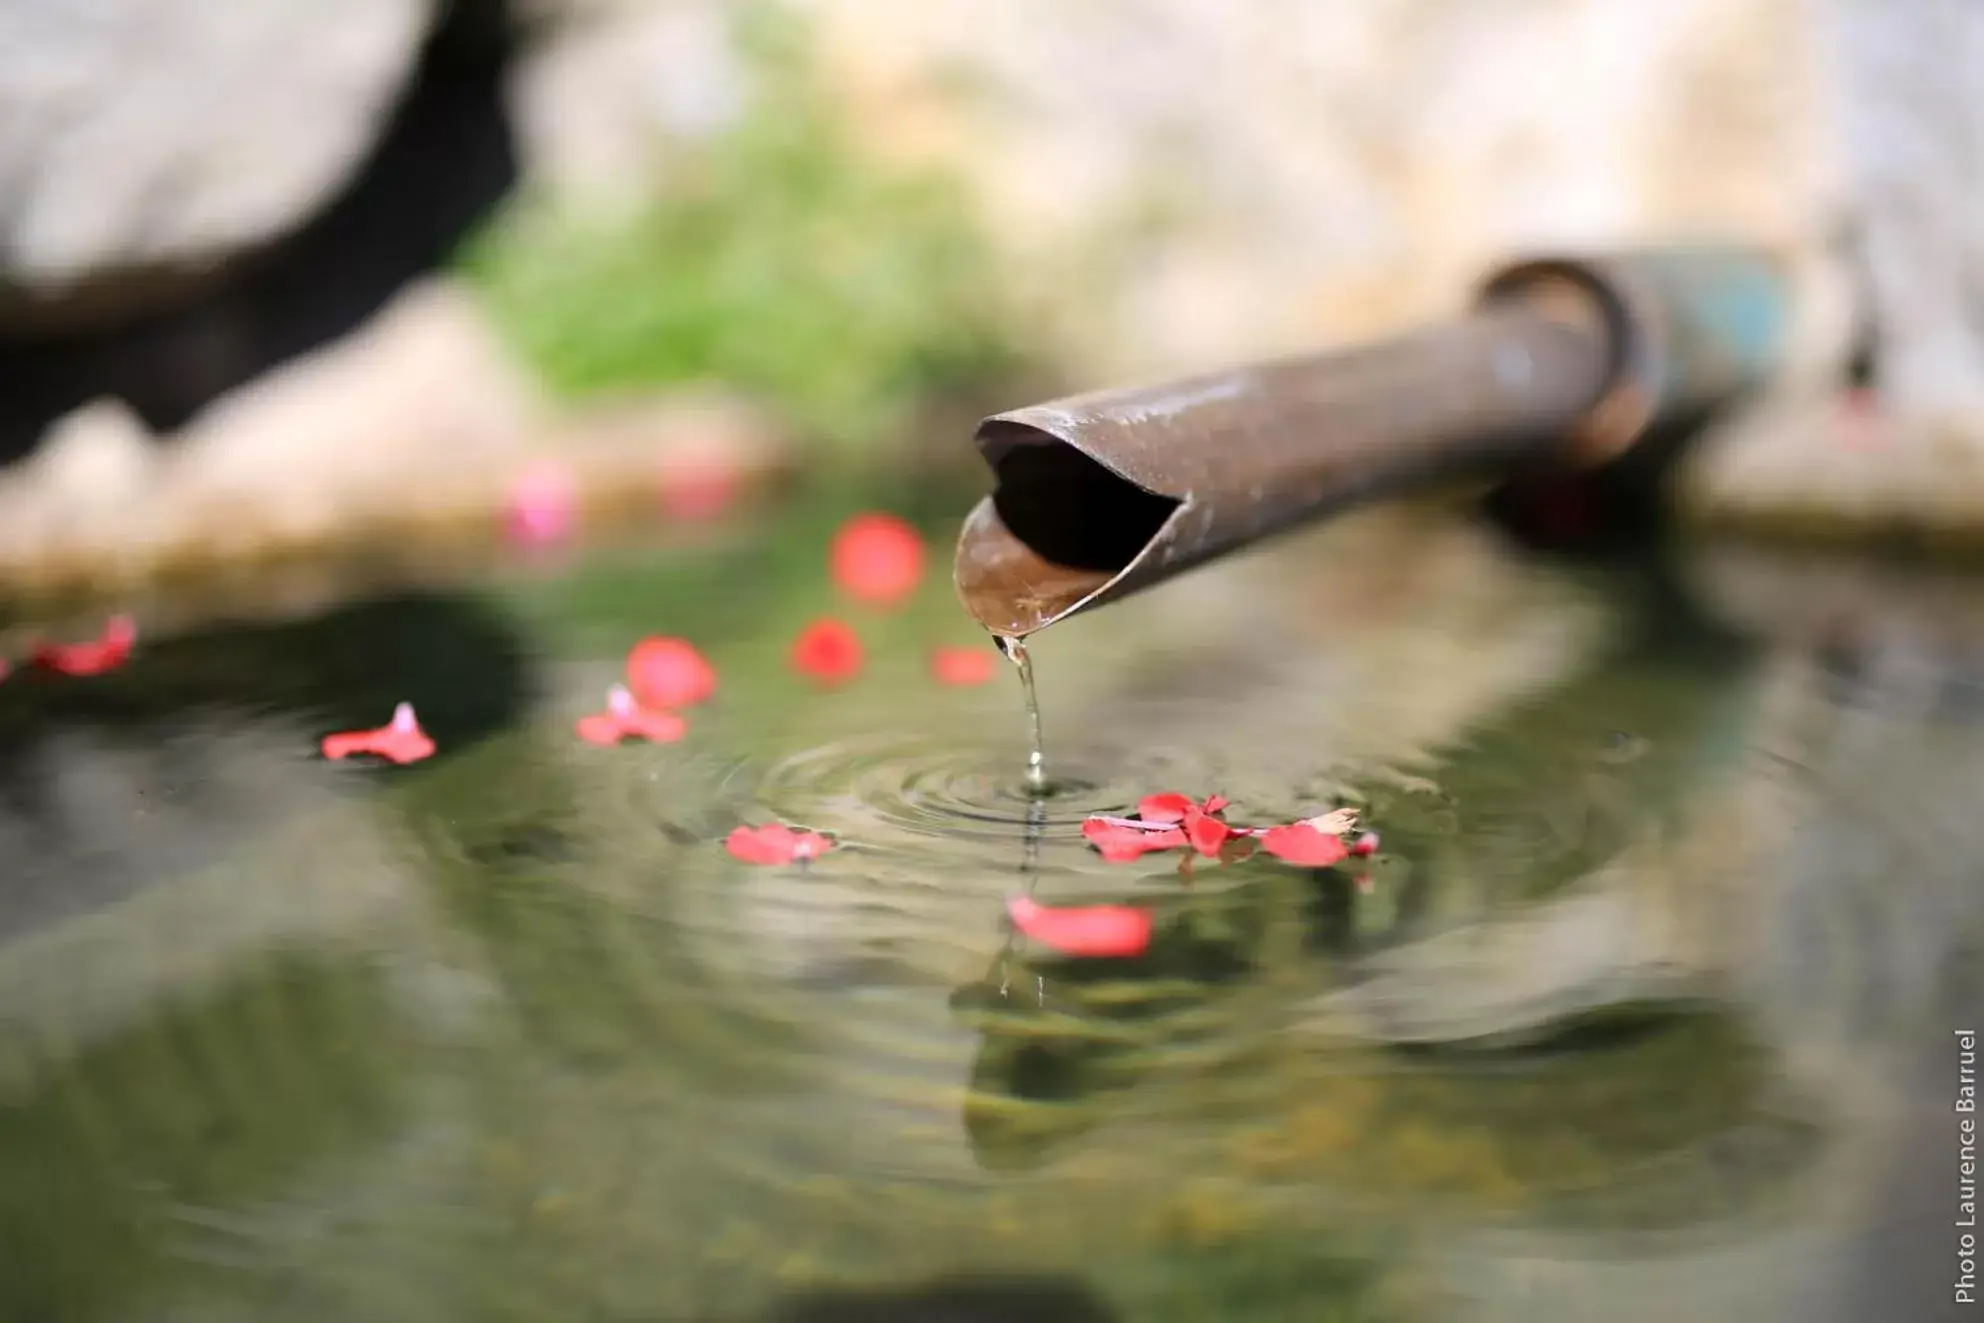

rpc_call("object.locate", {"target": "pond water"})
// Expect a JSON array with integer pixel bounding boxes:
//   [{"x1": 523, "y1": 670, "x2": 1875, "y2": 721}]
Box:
[{"x1": 0, "y1": 496, "x2": 1978, "y2": 1323}]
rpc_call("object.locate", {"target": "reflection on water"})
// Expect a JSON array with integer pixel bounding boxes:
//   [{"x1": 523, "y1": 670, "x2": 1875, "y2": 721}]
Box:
[{"x1": 0, "y1": 509, "x2": 1978, "y2": 1322}]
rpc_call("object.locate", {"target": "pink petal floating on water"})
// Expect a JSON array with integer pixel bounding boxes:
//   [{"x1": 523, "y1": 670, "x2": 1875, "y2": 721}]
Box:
[
  {"x1": 1136, "y1": 792, "x2": 1229, "y2": 824},
  {"x1": 506, "y1": 459, "x2": 578, "y2": 546},
  {"x1": 792, "y1": 618, "x2": 864, "y2": 686},
  {"x1": 321, "y1": 702, "x2": 436, "y2": 765},
  {"x1": 1257, "y1": 822, "x2": 1350, "y2": 867},
  {"x1": 35, "y1": 615, "x2": 136, "y2": 677},
  {"x1": 1181, "y1": 805, "x2": 1236, "y2": 858},
  {"x1": 1007, "y1": 895, "x2": 1153, "y2": 958},
  {"x1": 626, "y1": 636, "x2": 717, "y2": 709},
  {"x1": 575, "y1": 684, "x2": 688, "y2": 746},
  {"x1": 830, "y1": 512, "x2": 925, "y2": 608},
  {"x1": 725, "y1": 823, "x2": 836, "y2": 865},
  {"x1": 1081, "y1": 817, "x2": 1187, "y2": 862}
]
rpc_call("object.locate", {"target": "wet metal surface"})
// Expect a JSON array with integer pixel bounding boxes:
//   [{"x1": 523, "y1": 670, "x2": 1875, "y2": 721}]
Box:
[{"x1": 956, "y1": 248, "x2": 1795, "y2": 637}]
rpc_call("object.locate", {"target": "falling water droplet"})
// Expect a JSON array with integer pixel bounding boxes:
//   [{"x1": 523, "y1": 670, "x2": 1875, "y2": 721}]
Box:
[{"x1": 995, "y1": 635, "x2": 1047, "y2": 793}]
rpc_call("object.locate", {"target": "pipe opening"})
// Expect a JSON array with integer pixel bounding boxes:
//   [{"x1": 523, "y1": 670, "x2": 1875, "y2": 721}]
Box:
[{"x1": 984, "y1": 426, "x2": 1180, "y2": 574}]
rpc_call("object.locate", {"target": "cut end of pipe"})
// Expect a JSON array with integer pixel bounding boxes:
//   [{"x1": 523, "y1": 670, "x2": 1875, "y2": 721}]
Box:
[{"x1": 954, "y1": 422, "x2": 1181, "y2": 636}]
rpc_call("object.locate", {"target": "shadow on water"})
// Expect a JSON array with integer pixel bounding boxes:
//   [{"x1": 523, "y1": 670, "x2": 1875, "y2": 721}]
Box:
[
  {"x1": 0, "y1": 591, "x2": 534, "y2": 1322},
  {"x1": 0, "y1": 0, "x2": 519, "y2": 463},
  {"x1": 1369, "y1": 549, "x2": 1758, "y2": 930},
  {"x1": 0, "y1": 590, "x2": 531, "y2": 945},
  {"x1": 764, "y1": 1276, "x2": 1121, "y2": 1323},
  {"x1": 758, "y1": 1247, "x2": 1401, "y2": 1323}
]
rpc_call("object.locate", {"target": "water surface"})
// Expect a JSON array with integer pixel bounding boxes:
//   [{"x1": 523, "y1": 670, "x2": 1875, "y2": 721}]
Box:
[{"x1": 0, "y1": 504, "x2": 1977, "y2": 1323}]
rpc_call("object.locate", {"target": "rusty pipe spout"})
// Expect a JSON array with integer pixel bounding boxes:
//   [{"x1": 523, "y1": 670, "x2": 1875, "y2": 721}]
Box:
[{"x1": 955, "y1": 248, "x2": 1792, "y2": 637}]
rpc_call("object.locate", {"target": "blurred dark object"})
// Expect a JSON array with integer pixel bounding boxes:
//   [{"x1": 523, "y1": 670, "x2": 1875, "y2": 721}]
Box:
[
  {"x1": 765, "y1": 1276, "x2": 1118, "y2": 1323},
  {"x1": 956, "y1": 247, "x2": 1793, "y2": 636},
  {"x1": 0, "y1": 0, "x2": 518, "y2": 465}
]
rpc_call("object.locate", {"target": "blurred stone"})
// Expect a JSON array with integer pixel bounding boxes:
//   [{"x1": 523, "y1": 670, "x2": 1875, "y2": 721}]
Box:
[
  {"x1": 0, "y1": 0, "x2": 437, "y2": 332},
  {"x1": 508, "y1": 1, "x2": 747, "y2": 206},
  {"x1": 1825, "y1": 0, "x2": 1984, "y2": 424},
  {"x1": 20, "y1": 397, "x2": 155, "y2": 507},
  {"x1": 153, "y1": 276, "x2": 545, "y2": 551},
  {"x1": 1679, "y1": 388, "x2": 1984, "y2": 549},
  {"x1": 0, "y1": 272, "x2": 795, "y2": 596},
  {"x1": 0, "y1": 397, "x2": 158, "y2": 568},
  {"x1": 797, "y1": 0, "x2": 1837, "y2": 380}
]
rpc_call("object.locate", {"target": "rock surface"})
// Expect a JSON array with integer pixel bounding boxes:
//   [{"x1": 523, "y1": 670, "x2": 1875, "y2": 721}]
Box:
[
  {"x1": 794, "y1": 0, "x2": 1837, "y2": 378},
  {"x1": 0, "y1": 0, "x2": 437, "y2": 331},
  {"x1": 0, "y1": 274, "x2": 793, "y2": 600},
  {"x1": 508, "y1": 1, "x2": 747, "y2": 207},
  {"x1": 6, "y1": 0, "x2": 1984, "y2": 578}
]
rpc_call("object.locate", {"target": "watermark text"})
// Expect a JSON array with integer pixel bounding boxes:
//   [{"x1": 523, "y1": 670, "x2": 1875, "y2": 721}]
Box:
[{"x1": 1959, "y1": 1029, "x2": 1976, "y2": 1306}]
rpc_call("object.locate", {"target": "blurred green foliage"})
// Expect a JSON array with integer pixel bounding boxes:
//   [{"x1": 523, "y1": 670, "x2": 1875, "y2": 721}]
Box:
[{"x1": 460, "y1": 3, "x2": 1025, "y2": 449}]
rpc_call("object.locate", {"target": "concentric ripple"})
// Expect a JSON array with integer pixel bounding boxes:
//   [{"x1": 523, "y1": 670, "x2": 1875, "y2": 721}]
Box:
[{"x1": 748, "y1": 731, "x2": 1278, "y2": 861}]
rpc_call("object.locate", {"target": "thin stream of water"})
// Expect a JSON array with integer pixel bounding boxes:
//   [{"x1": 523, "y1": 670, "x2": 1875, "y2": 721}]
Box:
[{"x1": 995, "y1": 634, "x2": 1047, "y2": 792}]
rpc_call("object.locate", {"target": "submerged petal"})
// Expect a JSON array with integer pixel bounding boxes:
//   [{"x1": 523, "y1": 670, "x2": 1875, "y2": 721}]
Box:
[{"x1": 1007, "y1": 895, "x2": 1152, "y2": 958}]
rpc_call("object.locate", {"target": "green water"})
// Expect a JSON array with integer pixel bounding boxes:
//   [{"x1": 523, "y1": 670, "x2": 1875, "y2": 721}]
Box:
[{"x1": 1, "y1": 502, "x2": 1978, "y2": 1323}]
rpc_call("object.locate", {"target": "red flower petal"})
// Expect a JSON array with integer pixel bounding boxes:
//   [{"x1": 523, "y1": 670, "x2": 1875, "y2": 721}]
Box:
[
  {"x1": 1350, "y1": 831, "x2": 1379, "y2": 857},
  {"x1": 626, "y1": 636, "x2": 717, "y2": 709},
  {"x1": 930, "y1": 644, "x2": 996, "y2": 687},
  {"x1": 575, "y1": 685, "x2": 688, "y2": 745},
  {"x1": 1007, "y1": 895, "x2": 1152, "y2": 958},
  {"x1": 725, "y1": 823, "x2": 835, "y2": 865},
  {"x1": 1257, "y1": 822, "x2": 1350, "y2": 867},
  {"x1": 321, "y1": 702, "x2": 436, "y2": 765},
  {"x1": 34, "y1": 615, "x2": 136, "y2": 677},
  {"x1": 791, "y1": 618, "x2": 864, "y2": 685},
  {"x1": 575, "y1": 712, "x2": 626, "y2": 746},
  {"x1": 1182, "y1": 807, "x2": 1234, "y2": 858},
  {"x1": 1082, "y1": 817, "x2": 1186, "y2": 862},
  {"x1": 830, "y1": 512, "x2": 925, "y2": 607},
  {"x1": 1137, "y1": 792, "x2": 1196, "y2": 824},
  {"x1": 1137, "y1": 792, "x2": 1229, "y2": 826}
]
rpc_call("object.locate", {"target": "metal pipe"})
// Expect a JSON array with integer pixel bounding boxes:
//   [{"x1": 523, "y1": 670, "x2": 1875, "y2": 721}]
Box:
[{"x1": 954, "y1": 248, "x2": 1793, "y2": 637}]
